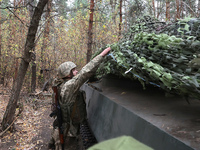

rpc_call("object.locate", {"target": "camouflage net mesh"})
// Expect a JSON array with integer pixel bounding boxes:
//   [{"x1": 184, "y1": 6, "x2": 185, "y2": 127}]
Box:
[{"x1": 93, "y1": 16, "x2": 200, "y2": 100}]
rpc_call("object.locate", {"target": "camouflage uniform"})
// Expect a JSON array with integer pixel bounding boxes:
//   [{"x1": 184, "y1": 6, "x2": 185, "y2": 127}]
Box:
[{"x1": 50, "y1": 55, "x2": 104, "y2": 150}]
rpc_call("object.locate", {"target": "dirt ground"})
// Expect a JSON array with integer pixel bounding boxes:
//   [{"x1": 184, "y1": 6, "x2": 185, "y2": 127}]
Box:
[{"x1": 0, "y1": 87, "x2": 54, "y2": 150}]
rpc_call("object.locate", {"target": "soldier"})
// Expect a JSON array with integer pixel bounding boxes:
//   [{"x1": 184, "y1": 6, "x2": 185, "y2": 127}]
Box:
[{"x1": 48, "y1": 47, "x2": 111, "y2": 150}]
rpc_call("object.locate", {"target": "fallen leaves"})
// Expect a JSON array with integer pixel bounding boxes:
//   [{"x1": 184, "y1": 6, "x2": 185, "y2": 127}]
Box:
[{"x1": 0, "y1": 92, "x2": 53, "y2": 149}]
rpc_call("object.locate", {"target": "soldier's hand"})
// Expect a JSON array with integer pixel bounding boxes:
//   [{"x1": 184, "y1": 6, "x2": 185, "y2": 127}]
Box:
[{"x1": 100, "y1": 47, "x2": 111, "y2": 57}]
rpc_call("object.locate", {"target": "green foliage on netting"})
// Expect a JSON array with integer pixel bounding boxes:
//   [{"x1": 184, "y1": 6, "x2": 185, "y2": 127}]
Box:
[{"x1": 93, "y1": 16, "x2": 200, "y2": 100}]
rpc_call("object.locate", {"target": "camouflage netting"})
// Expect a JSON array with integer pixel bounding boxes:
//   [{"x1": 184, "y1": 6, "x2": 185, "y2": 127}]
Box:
[{"x1": 93, "y1": 16, "x2": 200, "y2": 100}]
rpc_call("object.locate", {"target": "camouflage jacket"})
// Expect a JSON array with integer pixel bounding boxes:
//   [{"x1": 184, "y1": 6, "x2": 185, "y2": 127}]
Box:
[{"x1": 53, "y1": 55, "x2": 103, "y2": 136}]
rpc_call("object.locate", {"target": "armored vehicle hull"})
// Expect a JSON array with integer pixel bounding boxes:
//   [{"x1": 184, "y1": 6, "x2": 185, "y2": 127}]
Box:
[{"x1": 81, "y1": 75, "x2": 200, "y2": 150}]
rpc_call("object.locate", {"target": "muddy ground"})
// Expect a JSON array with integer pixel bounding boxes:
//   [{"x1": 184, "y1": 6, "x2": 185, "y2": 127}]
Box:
[{"x1": 0, "y1": 87, "x2": 54, "y2": 150}]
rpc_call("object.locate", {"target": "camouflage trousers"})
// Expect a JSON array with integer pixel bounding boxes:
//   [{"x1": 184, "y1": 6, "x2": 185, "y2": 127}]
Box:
[{"x1": 49, "y1": 121, "x2": 81, "y2": 150}]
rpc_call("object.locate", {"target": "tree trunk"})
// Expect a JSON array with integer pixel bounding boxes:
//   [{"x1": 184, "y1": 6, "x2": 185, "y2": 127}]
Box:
[
  {"x1": 152, "y1": 0, "x2": 156, "y2": 18},
  {"x1": 189, "y1": 0, "x2": 193, "y2": 17},
  {"x1": 198, "y1": 0, "x2": 200, "y2": 17},
  {"x1": 41, "y1": 0, "x2": 51, "y2": 83},
  {"x1": 28, "y1": 0, "x2": 35, "y2": 18},
  {"x1": 28, "y1": 0, "x2": 37, "y2": 93},
  {"x1": 31, "y1": 62, "x2": 36, "y2": 93},
  {"x1": 1, "y1": 0, "x2": 48, "y2": 131},
  {"x1": 0, "y1": 7, "x2": 1, "y2": 56},
  {"x1": 124, "y1": 0, "x2": 127, "y2": 32},
  {"x1": 87, "y1": 0, "x2": 95, "y2": 63},
  {"x1": 0, "y1": 5, "x2": 2, "y2": 84},
  {"x1": 110, "y1": 0, "x2": 117, "y2": 23},
  {"x1": 176, "y1": 0, "x2": 180, "y2": 20},
  {"x1": 12, "y1": 2, "x2": 17, "y2": 83},
  {"x1": 1, "y1": 66, "x2": 7, "y2": 85},
  {"x1": 14, "y1": 58, "x2": 19, "y2": 83},
  {"x1": 118, "y1": 0, "x2": 122, "y2": 40},
  {"x1": 166, "y1": 0, "x2": 170, "y2": 21},
  {"x1": 157, "y1": 1, "x2": 160, "y2": 19},
  {"x1": 181, "y1": 0, "x2": 184, "y2": 18}
]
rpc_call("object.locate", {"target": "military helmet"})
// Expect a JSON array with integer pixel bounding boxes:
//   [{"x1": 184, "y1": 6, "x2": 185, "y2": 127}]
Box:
[{"x1": 57, "y1": 61, "x2": 76, "y2": 79}]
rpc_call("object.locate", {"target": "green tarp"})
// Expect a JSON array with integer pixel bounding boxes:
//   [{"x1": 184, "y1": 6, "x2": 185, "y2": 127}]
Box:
[{"x1": 88, "y1": 136, "x2": 154, "y2": 150}]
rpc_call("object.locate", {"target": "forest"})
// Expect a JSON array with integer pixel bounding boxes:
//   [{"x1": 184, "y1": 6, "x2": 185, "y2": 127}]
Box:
[{"x1": 0, "y1": 0, "x2": 200, "y2": 149}]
